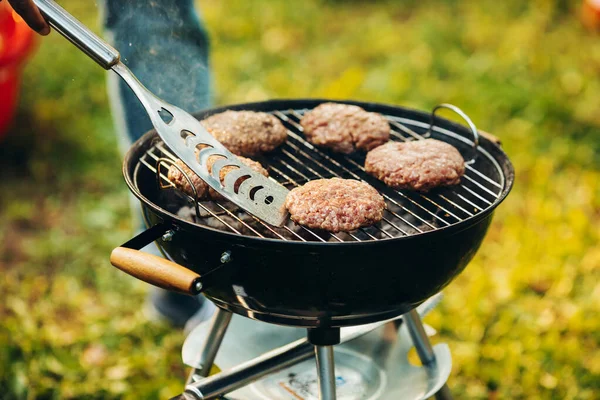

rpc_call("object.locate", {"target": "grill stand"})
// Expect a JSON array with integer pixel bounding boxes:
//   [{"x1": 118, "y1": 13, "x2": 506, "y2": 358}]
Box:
[
  {"x1": 308, "y1": 328, "x2": 341, "y2": 400},
  {"x1": 177, "y1": 305, "x2": 451, "y2": 400},
  {"x1": 405, "y1": 310, "x2": 454, "y2": 400},
  {"x1": 315, "y1": 345, "x2": 337, "y2": 400},
  {"x1": 186, "y1": 308, "x2": 233, "y2": 384}
]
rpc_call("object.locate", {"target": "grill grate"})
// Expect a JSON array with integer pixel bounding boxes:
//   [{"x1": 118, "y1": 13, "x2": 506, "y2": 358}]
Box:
[{"x1": 134, "y1": 107, "x2": 504, "y2": 242}]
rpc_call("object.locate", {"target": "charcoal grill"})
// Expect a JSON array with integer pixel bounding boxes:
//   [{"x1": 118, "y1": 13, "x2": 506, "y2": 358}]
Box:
[
  {"x1": 113, "y1": 99, "x2": 513, "y2": 325},
  {"x1": 110, "y1": 99, "x2": 513, "y2": 399}
]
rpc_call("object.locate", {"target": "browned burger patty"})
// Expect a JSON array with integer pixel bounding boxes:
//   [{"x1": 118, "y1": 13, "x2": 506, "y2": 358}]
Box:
[
  {"x1": 285, "y1": 178, "x2": 386, "y2": 232},
  {"x1": 300, "y1": 103, "x2": 390, "y2": 154},
  {"x1": 201, "y1": 110, "x2": 287, "y2": 157},
  {"x1": 168, "y1": 156, "x2": 268, "y2": 200},
  {"x1": 364, "y1": 139, "x2": 465, "y2": 192},
  {"x1": 168, "y1": 159, "x2": 210, "y2": 199}
]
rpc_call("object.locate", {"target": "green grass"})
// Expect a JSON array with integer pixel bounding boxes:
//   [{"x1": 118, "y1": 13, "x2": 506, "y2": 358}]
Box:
[{"x1": 1, "y1": 0, "x2": 599, "y2": 398}]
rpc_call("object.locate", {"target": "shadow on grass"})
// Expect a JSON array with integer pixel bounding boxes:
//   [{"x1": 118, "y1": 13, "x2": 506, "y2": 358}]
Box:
[{"x1": 1, "y1": 110, "x2": 92, "y2": 182}]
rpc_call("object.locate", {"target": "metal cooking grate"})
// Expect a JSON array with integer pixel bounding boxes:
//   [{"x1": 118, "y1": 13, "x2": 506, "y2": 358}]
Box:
[{"x1": 134, "y1": 107, "x2": 504, "y2": 243}]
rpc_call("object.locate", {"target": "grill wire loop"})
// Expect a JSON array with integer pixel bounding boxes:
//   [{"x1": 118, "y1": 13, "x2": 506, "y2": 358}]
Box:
[{"x1": 428, "y1": 103, "x2": 479, "y2": 165}]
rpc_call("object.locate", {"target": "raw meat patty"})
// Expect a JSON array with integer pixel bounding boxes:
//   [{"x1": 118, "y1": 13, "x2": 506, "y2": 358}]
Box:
[
  {"x1": 168, "y1": 156, "x2": 268, "y2": 200},
  {"x1": 285, "y1": 178, "x2": 386, "y2": 232},
  {"x1": 300, "y1": 103, "x2": 390, "y2": 154},
  {"x1": 364, "y1": 139, "x2": 465, "y2": 192},
  {"x1": 201, "y1": 110, "x2": 287, "y2": 156}
]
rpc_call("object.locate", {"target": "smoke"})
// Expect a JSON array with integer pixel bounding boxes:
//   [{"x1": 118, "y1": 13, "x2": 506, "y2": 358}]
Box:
[{"x1": 102, "y1": 0, "x2": 213, "y2": 140}]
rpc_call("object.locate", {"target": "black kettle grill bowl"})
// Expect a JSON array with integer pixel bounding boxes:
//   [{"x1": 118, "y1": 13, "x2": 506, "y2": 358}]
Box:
[{"x1": 123, "y1": 99, "x2": 514, "y2": 328}]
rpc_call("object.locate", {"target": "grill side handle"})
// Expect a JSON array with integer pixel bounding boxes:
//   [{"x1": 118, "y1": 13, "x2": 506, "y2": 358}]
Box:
[
  {"x1": 478, "y1": 130, "x2": 502, "y2": 146},
  {"x1": 110, "y1": 247, "x2": 203, "y2": 296}
]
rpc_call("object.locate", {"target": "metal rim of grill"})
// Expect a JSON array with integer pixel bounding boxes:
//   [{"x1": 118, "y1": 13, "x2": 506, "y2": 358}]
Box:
[{"x1": 131, "y1": 101, "x2": 511, "y2": 244}]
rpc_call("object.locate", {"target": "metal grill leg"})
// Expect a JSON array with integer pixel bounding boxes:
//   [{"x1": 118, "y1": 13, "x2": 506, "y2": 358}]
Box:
[
  {"x1": 315, "y1": 345, "x2": 336, "y2": 400},
  {"x1": 404, "y1": 309, "x2": 454, "y2": 400},
  {"x1": 186, "y1": 308, "x2": 233, "y2": 384}
]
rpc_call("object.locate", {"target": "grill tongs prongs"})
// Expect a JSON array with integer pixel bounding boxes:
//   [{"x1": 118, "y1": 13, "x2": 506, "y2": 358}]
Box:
[{"x1": 33, "y1": 0, "x2": 290, "y2": 227}]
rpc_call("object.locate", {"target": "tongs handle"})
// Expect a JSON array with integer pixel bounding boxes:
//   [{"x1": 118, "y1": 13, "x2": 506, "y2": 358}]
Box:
[{"x1": 33, "y1": 0, "x2": 120, "y2": 69}]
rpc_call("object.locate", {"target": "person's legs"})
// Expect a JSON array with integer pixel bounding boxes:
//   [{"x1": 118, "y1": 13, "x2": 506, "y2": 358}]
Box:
[
  {"x1": 101, "y1": 0, "x2": 214, "y2": 328},
  {"x1": 102, "y1": 0, "x2": 212, "y2": 145}
]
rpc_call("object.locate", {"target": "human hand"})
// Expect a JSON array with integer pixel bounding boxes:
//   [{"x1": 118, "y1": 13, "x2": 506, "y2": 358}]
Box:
[{"x1": 1, "y1": 0, "x2": 50, "y2": 35}]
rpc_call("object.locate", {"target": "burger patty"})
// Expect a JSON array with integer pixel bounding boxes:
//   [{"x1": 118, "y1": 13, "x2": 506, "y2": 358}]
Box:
[
  {"x1": 364, "y1": 139, "x2": 465, "y2": 192},
  {"x1": 300, "y1": 103, "x2": 390, "y2": 154},
  {"x1": 201, "y1": 110, "x2": 288, "y2": 157},
  {"x1": 285, "y1": 178, "x2": 386, "y2": 232},
  {"x1": 167, "y1": 156, "x2": 268, "y2": 200}
]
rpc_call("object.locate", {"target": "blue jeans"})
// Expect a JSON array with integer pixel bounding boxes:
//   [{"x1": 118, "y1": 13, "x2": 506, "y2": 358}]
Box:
[{"x1": 102, "y1": 0, "x2": 212, "y2": 326}]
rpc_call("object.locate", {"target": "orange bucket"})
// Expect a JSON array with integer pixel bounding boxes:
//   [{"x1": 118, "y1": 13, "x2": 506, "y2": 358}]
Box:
[
  {"x1": 582, "y1": 0, "x2": 600, "y2": 31},
  {"x1": 0, "y1": 2, "x2": 37, "y2": 139}
]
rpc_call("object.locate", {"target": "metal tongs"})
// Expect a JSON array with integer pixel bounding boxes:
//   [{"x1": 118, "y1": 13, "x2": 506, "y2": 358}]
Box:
[{"x1": 33, "y1": 0, "x2": 289, "y2": 226}]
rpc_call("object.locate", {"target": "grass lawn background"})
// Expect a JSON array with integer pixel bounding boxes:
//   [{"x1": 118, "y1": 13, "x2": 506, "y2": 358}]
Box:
[{"x1": 0, "y1": 0, "x2": 598, "y2": 398}]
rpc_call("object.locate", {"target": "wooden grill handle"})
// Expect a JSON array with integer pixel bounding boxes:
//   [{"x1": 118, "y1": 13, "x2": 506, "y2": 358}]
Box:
[{"x1": 110, "y1": 247, "x2": 203, "y2": 295}]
